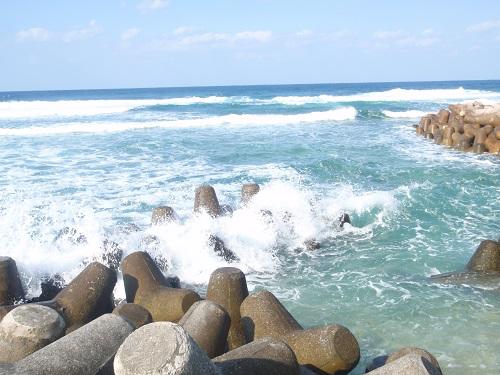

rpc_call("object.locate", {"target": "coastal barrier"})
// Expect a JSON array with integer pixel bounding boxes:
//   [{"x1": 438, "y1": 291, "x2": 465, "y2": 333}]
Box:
[
  {"x1": 0, "y1": 254, "x2": 449, "y2": 374},
  {"x1": 415, "y1": 101, "x2": 500, "y2": 154},
  {"x1": 3, "y1": 185, "x2": 498, "y2": 373}
]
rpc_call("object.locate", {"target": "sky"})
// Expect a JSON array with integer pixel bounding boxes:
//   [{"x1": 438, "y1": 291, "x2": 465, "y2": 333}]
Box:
[{"x1": 1, "y1": 0, "x2": 500, "y2": 91}]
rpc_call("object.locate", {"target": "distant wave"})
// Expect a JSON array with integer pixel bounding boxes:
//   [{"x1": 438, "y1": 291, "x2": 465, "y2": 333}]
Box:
[
  {"x1": 382, "y1": 110, "x2": 428, "y2": 119},
  {"x1": 270, "y1": 87, "x2": 500, "y2": 105},
  {"x1": 0, "y1": 96, "x2": 228, "y2": 119},
  {"x1": 1, "y1": 88, "x2": 499, "y2": 119},
  {"x1": 0, "y1": 107, "x2": 357, "y2": 136}
]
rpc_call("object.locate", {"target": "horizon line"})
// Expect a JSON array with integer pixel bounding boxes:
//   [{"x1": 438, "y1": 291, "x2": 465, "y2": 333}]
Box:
[{"x1": 1, "y1": 78, "x2": 500, "y2": 94}]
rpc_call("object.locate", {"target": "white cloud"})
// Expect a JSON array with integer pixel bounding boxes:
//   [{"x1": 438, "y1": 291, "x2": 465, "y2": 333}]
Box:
[
  {"x1": 373, "y1": 30, "x2": 406, "y2": 40},
  {"x1": 466, "y1": 19, "x2": 500, "y2": 32},
  {"x1": 121, "y1": 28, "x2": 140, "y2": 41},
  {"x1": 295, "y1": 30, "x2": 313, "y2": 38},
  {"x1": 234, "y1": 31, "x2": 272, "y2": 43},
  {"x1": 63, "y1": 20, "x2": 102, "y2": 42},
  {"x1": 138, "y1": 0, "x2": 169, "y2": 11},
  {"x1": 177, "y1": 30, "x2": 272, "y2": 47},
  {"x1": 16, "y1": 27, "x2": 50, "y2": 42},
  {"x1": 173, "y1": 26, "x2": 193, "y2": 35},
  {"x1": 372, "y1": 29, "x2": 439, "y2": 48}
]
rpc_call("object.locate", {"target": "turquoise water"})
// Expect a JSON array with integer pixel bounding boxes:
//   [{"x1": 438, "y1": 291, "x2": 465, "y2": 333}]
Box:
[{"x1": 0, "y1": 81, "x2": 499, "y2": 373}]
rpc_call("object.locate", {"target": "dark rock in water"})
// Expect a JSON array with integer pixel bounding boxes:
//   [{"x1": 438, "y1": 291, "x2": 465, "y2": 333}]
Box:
[
  {"x1": 220, "y1": 204, "x2": 234, "y2": 216},
  {"x1": 365, "y1": 355, "x2": 389, "y2": 372},
  {"x1": 466, "y1": 239, "x2": 500, "y2": 272},
  {"x1": 208, "y1": 235, "x2": 239, "y2": 262},
  {"x1": 339, "y1": 213, "x2": 351, "y2": 228},
  {"x1": 165, "y1": 275, "x2": 181, "y2": 288},
  {"x1": 99, "y1": 240, "x2": 124, "y2": 271},
  {"x1": 119, "y1": 223, "x2": 141, "y2": 234},
  {"x1": 304, "y1": 239, "x2": 320, "y2": 251},
  {"x1": 260, "y1": 209, "x2": 274, "y2": 224},
  {"x1": 54, "y1": 227, "x2": 87, "y2": 244},
  {"x1": 151, "y1": 206, "x2": 177, "y2": 225},
  {"x1": 29, "y1": 274, "x2": 65, "y2": 303}
]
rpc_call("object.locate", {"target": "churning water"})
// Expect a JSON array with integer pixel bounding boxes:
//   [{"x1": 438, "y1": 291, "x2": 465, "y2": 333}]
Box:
[{"x1": 0, "y1": 81, "x2": 499, "y2": 373}]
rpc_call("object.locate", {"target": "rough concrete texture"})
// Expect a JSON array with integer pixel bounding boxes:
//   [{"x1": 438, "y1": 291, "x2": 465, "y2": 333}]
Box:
[
  {"x1": 113, "y1": 303, "x2": 152, "y2": 329},
  {"x1": 466, "y1": 240, "x2": 500, "y2": 272},
  {"x1": 241, "y1": 183, "x2": 260, "y2": 204},
  {"x1": 0, "y1": 305, "x2": 65, "y2": 362},
  {"x1": 206, "y1": 267, "x2": 249, "y2": 350},
  {"x1": 387, "y1": 347, "x2": 441, "y2": 374},
  {"x1": 121, "y1": 251, "x2": 200, "y2": 322},
  {"x1": 179, "y1": 300, "x2": 231, "y2": 358},
  {"x1": 194, "y1": 185, "x2": 221, "y2": 217},
  {"x1": 213, "y1": 337, "x2": 299, "y2": 375},
  {"x1": 0, "y1": 257, "x2": 25, "y2": 306},
  {"x1": 366, "y1": 353, "x2": 441, "y2": 375},
  {"x1": 240, "y1": 290, "x2": 360, "y2": 374},
  {"x1": 12, "y1": 314, "x2": 133, "y2": 375},
  {"x1": 51, "y1": 262, "x2": 117, "y2": 329},
  {"x1": 151, "y1": 206, "x2": 177, "y2": 225},
  {"x1": 114, "y1": 322, "x2": 219, "y2": 375}
]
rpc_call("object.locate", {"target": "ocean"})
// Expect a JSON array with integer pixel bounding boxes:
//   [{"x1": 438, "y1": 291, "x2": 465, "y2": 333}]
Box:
[{"x1": 0, "y1": 80, "x2": 499, "y2": 373}]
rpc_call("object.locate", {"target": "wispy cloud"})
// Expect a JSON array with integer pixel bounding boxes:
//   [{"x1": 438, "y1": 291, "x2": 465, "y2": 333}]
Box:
[
  {"x1": 173, "y1": 26, "x2": 194, "y2": 35},
  {"x1": 63, "y1": 20, "x2": 103, "y2": 42},
  {"x1": 138, "y1": 0, "x2": 169, "y2": 11},
  {"x1": 466, "y1": 19, "x2": 500, "y2": 32},
  {"x1": 176, "y1": 30, "x2": 272, "y2": 47},
  {"x1": 121, "y1": 28, "x2": 140, "y2": 41},
  {"x1": 16, "y1": 27, "x2": 51, "y2": 42},
  {"x1": 373, "y1": 30, "x2": 406, "y2": 40},
  {"x1": 372, "y1": 29, "x2": 439, "y2": 48}
]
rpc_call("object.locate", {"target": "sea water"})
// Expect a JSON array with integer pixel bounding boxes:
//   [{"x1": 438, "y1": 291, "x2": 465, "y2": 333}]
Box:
[{"x1": 0, "y1": 81, "x2": 499, "y2": 373}]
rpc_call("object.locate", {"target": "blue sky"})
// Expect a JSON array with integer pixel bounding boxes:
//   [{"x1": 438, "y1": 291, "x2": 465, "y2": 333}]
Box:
[{"x1": 1, "y1": 0, "x2": 500, "y2": 91}]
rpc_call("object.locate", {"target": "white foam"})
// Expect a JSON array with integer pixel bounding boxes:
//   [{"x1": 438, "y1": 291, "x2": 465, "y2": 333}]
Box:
[
  {"x1": 0, "y1": 96, "x2": 228, "y2": 119},
  {"x1": 0, "y1": 107, "x2": 357, "y2": 136},
  {"x1": 0, "y1": 179, "x2": 398, "y2": 298},
  {"x1": 382, "y1": 110, "x2": 429, "y2": 118},
  {"x1": 271, "y1": 87, "x2": 500, "y2": 105}
]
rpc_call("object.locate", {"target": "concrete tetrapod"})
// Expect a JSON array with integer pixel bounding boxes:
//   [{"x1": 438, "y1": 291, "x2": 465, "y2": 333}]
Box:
[
  {"x1": 0, "y1": 305, "x2": 65, "y2": 363},
  {"x1": 179, "y1": 300, "x2": 231, "y2": 358},
  {"x1": 151, "y1": 206, "x2": 177, "y2": 225},
  {"x1": 7, "y1": 314, "x2": 134, "y2": 375},
  {"x1": 366, "y1": 353, "x2": 441, "y2": 375},
  {"x1": 0, "y1": 262, "x2": 117, "y2": 330},
  {"x1": 50, "y1": 261, "x2": 117, "y2": 330},
  {"x1": 365, "y1": 347, "x2": 442, "y2": 374},
  {"x1": 241, "y1": 183, "x2": 260, "y2": 205},
  {"x1": 387, "y1": 348, "x2": 441, "y2": 373},
  {"x1": 121, "y1": 251, "x2": 201, "y2": 322},
  {"x1": 213, "y1": 337, "x2": 300, "y2": 375},
  {"x1": 206, "y1": 267, "x2": 249, "y2": 350},
  {"x1": 431, "y1": 239, "x2": 500, "y2": 289},
  {"x1": 114, "y1": 322, "x2": 219, "y2": 375},
  {"x1": 0, "y1": 257, "x2": 25, "y2": 306},
  {"x1": 194, "y1": 185, "x2": 221, "y2": 217},
  {"x1": 466, "y1": 239, "x2": 500, "y2": 272},
  {"x1": 113, "y1": 303, "x2": 152, "y2": 329},
  {"x1": 240, "y1": 290, "x2": 360, "y2": 375}
]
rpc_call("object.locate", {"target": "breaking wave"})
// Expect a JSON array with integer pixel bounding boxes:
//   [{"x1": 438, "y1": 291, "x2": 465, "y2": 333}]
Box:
[{"x1": 0, "y1": 107, "x2": 357, "y2": 136}]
